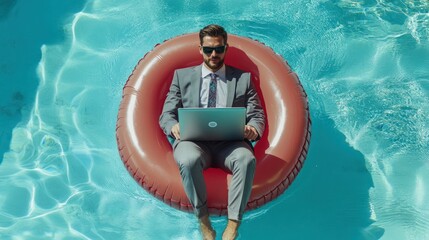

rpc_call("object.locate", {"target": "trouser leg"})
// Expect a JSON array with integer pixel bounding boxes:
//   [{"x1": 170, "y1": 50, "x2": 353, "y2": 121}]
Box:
[
  {"x1": 214, "y1": 141, "x2": 256, "y2": 221},
  {"x1": 173, "y1": 141, "x2": 211, "y2": 218}
]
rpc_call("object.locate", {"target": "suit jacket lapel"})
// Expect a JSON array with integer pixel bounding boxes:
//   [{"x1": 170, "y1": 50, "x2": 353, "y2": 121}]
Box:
[
  {"x1": 226, "y1": 66, "x2": 237, "y2": 107},
  {"x1": 189, "y1": 66, "x2": 201, "y2": 107}
]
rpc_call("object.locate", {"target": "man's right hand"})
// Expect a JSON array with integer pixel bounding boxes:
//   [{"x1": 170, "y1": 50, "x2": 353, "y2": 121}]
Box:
[{"x1": 171, "y1": 123, "x2": 180, "y2": 140}]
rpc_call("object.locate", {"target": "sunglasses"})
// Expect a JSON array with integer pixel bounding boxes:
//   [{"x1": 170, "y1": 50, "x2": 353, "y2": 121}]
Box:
[{"x1": 202, "y1": 45, "x2": 226, "y2": 54}]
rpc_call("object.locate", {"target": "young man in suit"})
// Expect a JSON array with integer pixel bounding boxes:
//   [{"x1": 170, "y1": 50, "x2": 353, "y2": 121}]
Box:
[{"x1": 159, "y1": 24, "x2": 265, "y2": 240}]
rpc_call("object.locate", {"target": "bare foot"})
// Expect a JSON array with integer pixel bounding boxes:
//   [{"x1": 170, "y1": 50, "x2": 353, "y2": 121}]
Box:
[
  {"x1": 199, "y1": 215, "x2": 216, "y2": 240},
  {"x1": 222, "y1": 219, "x2": 240, "y2": 240}
]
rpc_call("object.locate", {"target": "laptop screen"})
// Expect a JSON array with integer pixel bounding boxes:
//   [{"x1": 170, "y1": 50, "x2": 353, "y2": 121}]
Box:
[{"x1": 178, "y1": 107, "x2": 246, "y2": 141}]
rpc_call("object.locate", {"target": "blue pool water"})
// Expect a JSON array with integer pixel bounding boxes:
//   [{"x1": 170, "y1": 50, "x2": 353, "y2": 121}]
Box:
[{"x1": 1, "y1": 0, "x2": 428, "y2": 239}]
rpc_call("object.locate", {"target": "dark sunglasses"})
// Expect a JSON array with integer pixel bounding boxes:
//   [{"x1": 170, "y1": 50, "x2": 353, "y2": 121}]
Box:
[{"x1": 202, "y1": 45, "x2": 226, "y2": 54}]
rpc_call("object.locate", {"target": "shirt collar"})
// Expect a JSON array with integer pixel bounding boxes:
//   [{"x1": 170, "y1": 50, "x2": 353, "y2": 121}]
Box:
[{"x1": 201, "y1": 64, "x2": 226, "y2": 80}]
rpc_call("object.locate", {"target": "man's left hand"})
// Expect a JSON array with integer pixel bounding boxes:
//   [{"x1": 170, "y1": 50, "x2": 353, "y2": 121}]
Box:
[{"x1": 244, "y1": 125, "x2": 259, "y2": 141}]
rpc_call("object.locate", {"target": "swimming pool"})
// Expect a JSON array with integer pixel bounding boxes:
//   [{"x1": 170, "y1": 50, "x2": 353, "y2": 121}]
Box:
[{"x1": 1, "y1": 0, "x2": 428, "y2": 239}]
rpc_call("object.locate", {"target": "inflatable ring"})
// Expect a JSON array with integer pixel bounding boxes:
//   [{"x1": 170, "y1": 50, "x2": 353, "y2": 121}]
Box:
[{"x1": 116, "y1": 33, "x2": 311, "y2": 215}]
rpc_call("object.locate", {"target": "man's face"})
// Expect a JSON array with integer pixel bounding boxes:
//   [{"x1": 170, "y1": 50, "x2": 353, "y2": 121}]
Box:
[{"x1": 199, "y1": 36, "x2": 228, "y2": 72}]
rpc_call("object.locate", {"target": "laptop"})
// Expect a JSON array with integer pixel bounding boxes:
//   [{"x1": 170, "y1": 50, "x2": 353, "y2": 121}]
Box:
[{"x1": 178, "y1": 107, "x2": 246, "y2": 141}]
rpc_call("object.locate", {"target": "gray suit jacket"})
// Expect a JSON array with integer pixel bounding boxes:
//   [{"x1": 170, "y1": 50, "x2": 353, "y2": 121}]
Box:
[{"x1": 159, "y1": 64, "x2": 265, "y2": 141}]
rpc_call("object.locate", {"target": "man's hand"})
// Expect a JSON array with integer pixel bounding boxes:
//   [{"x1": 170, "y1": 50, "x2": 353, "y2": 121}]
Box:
[
  {"x1": 171, "y1": 123, "x2": 180, "y2": 140},
  {"x1": 244, "y1": 125, "x2": 258, "y2": 141}
]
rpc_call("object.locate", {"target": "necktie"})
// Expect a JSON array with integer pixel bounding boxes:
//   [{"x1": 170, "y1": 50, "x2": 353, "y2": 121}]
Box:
[{"x1": 208, "y1": 73, "x2": 217, "y2": 108}]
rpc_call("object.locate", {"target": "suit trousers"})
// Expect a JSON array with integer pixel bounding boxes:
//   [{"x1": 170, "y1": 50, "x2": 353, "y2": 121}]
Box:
[{"x1": 173, "y1": 140, "x2": 256, "y2": 221}]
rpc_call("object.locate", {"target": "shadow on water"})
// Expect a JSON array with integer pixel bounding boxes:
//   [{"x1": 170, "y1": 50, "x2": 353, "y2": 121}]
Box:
[
  {"x1": 240, "y1": 115, "x2": 384, "y2": 240},
  {"x1": 0, "y1": 0, "x2": 86, "y2": 163}
]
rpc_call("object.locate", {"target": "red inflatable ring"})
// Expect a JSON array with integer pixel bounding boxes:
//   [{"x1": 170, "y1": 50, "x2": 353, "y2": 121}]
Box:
[{"x1": 116, "y1": 33, "x2": 311, "y2": 215}]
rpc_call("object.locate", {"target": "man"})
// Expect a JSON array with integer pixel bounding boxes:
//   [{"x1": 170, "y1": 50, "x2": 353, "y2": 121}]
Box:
[{"x1": 159, "y1": 24, "x2": 265, "y2": 240}]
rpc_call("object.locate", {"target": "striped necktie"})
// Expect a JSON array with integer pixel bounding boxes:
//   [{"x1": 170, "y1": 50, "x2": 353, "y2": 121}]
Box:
[{"x1": 208, "y1": 73, "x2": 217, "y2": 108}]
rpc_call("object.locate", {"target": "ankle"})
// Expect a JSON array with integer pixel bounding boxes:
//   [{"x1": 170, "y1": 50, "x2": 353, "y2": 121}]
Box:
[
  {"x1": 199, "y1": 215, "x2": 211, "y2": 225},
  {"x1": 227, "y1": 219, "x2": 240, "y2": 229},
  {"x1": 222, "y1": 219, "x2": 240, "y2": 240},
  {"x1": 199, "y1": 215, "x2": 213, "y2": 230}
]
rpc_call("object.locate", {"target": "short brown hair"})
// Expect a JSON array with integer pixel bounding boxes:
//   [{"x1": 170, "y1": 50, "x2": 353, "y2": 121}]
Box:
[{"x1": 199, "y1": 24, "x2": 228, "y2": 45}]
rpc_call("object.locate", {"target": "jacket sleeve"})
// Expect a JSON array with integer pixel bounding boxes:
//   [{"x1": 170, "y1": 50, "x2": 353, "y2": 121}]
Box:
[
  {"x1": 159, "y1": 70, "x2": 183, "y2": 137},
  {"x1": 246, "y1": 74, "x2": 266, "y2": 140}
]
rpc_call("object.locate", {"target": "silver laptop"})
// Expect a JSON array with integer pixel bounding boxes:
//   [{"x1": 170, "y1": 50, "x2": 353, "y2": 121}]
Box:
[{"x1": 178, "y1": 107, "x2": 246, "y2": 141}]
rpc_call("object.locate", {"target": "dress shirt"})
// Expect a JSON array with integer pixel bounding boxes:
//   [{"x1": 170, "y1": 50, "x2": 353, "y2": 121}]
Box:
[{"x1": 200, "y1": 64, "x2": 227, "y2": 108}]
